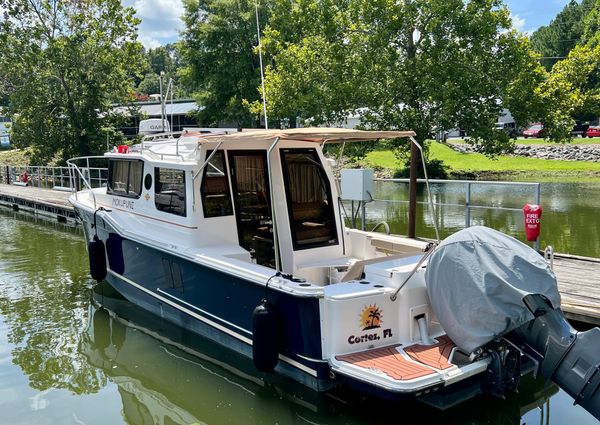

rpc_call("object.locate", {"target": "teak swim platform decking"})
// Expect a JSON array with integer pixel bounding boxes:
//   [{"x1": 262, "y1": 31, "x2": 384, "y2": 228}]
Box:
[
  {"x1": 335, "y1": 335, "x2": 456, "y2": 382},
  {"x1": 0, "y1": 182, "x2": 598, "y2": 326}
]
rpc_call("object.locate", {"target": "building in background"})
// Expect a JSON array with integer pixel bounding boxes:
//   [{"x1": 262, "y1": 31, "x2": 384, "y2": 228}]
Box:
[
  {"x1": 113, "y1": 99, "x2": 201, "y2": 138},
  {"x1": 0, "y1": 116, "x2": 10, "y2": 147}
]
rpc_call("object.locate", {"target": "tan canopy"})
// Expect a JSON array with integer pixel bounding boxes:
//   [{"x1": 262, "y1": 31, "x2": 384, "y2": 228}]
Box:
[{"x1": 196, "y1": 127, "x2": 415, "y2": 144}]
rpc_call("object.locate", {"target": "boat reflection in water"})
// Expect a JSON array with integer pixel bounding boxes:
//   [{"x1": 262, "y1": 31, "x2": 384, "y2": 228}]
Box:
[{"x1": 84, "y1": 282, "x2": 558, "y2": 425}]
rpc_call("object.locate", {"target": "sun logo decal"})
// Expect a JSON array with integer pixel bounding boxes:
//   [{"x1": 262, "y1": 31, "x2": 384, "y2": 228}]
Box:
[{"x1": 360, "y1": 304, "x2": 383, "y2": 330}]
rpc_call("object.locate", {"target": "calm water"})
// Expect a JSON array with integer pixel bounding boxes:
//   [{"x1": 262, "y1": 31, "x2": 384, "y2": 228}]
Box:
[
  {"x1": 366, "y1": 181, "x2": 600, "y2": 258},
  {"x1": 0, "y1": 189, "x2": 598, "y2": 424}
]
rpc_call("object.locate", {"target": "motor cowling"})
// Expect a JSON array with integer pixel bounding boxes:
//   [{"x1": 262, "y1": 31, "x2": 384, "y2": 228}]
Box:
[
  {"x1": 88, "y1": 235, "x2": 107, "y2": 282},
  {"x1": 251, "y1": 299, "x2": 280, "y2": 373}
]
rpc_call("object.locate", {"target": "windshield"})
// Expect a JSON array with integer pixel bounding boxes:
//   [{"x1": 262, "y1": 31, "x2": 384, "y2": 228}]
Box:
[{"x1": 528, "y1": 125, "x2": 543, "y2": 130}]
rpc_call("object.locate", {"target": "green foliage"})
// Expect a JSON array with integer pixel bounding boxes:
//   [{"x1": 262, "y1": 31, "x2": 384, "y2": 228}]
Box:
[
  {"x1": 261, "y1": 0, "x2": 546, "y2": 156},
  {"x1": 393, "y1": 158, "x2": 449, "y2": 179},
  {"x1": 367, "y1": 142, "x2": 600, "y2": 181},
  {"x1": 0, "y1": 0, "x2": 145, "y2": 164},
  {"x1": 0, "y1": 148, "x2": 32, "y2": 165},
  {"x1": 539, "y1": 0, "x2": 600, "y2": 141},
  {"x1": 179, "y1": 0, "x2": 269, "y2": 127},
  {"x1": 136, "y1": 43, "x2": 190, "y2": 98},
  {"x1": 530, "y1": 0, "x2": 595, "y2": 71}
]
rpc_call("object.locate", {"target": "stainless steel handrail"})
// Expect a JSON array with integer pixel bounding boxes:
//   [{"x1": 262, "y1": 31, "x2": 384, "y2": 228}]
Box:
[{"x1": 66, "y1": 155, "x2": 109, "y2": 210}]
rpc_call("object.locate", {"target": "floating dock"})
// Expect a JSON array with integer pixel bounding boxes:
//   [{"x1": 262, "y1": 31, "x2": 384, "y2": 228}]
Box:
[
  {"x1": 552, "y1": 254, "x2": 600, "y2": 326},
  {"x1": 0, "y1": 183, "x2": 76, "y2": 224},
  {"x1": 0, "y1": 183, "x2": 598, "y2": 325}
]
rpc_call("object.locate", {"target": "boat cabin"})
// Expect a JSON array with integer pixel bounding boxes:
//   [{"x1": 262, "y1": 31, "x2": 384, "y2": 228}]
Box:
[{"x1": 100, "y1": 128, "x2": 423, "y2": 285}]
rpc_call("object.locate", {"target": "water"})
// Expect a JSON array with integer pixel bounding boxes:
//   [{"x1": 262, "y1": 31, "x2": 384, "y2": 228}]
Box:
[
  {"x1": 365, "y1": 181, "x2": 600, "y2": 257},
  {"x1": 0, "y1": 202, "x2": 598, "y2": 424}
]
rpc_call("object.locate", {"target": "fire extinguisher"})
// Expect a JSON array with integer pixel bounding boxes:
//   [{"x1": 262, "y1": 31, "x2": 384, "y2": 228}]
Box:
[{"x1": 523, "y1": 204, "x2": 542, "y2": 242}]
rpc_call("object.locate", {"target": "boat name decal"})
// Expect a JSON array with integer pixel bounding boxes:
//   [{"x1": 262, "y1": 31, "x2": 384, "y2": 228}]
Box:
[
  {"x1": 347, "y1": 304, "x2": 393, "y2": 345},
  {"x1": 112, "y1": 197, "x2": 135, "y2": 210},
  {"x1": 347, "y1": 329, "x2": 393, "y2": 345}
]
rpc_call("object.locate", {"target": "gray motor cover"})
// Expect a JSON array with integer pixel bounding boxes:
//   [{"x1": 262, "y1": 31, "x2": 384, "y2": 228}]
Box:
[{"x1": 425, "y1": 226, "x2": 561, "y2": 353}]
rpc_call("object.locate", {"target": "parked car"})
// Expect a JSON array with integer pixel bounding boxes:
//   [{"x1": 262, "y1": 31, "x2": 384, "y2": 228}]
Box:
[
  {"x1": 586, "y1": 126, "x2": 600, "y2": 138},
  {"x1": 523, "y1": 123, "x2": 544, "y2": 138},
  {"x1": 571, "y1": 123, "x2": 589, "y2": 137},
  {"x1": 494, "y1": 122, "x2": 520, "y2": 138}
]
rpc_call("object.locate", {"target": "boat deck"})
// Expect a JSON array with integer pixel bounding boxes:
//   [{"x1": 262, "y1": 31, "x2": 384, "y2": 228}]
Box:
[{"x1": 335, "y1": 336, "x2": 455, "y2": 381}]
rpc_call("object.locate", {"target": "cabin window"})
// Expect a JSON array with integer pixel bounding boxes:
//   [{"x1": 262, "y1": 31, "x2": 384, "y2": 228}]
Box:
[
  {"x1": 144, "y1": 173, "x2": 152, "y2": 190},
  {"x1": 154, "y1": 168, "x2": 186, "y2": 216},
  {"x1": 107, "y1": 160, "x2": 143, "y2": 198},
  {"x1": 200, "y1": 150, "x2": 233, "y2": 218},
  {"x1": 280, "y1": 148, "x2": 338, "y2": 250}
]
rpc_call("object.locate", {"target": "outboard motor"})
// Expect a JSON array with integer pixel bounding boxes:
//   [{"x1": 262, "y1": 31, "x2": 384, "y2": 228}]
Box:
[
  {"x1": 426, "y1": 226, "x2": 600, "y2": 420},
  {"x1": 508, "y1": 294, "x2": 600, "y2": 419}
]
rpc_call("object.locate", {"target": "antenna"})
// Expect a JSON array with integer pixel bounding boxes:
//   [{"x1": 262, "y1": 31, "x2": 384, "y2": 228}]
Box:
[
  {"x1": 255, "y1": 1, "x2": 268, "y2": 129},
  {"x1": 159, "y1": 72, "x2": 165, "y2": 132}
]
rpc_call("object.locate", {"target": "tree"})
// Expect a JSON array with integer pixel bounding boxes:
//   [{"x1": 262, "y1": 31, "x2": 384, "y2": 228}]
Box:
[
  {"x1": 179, "y1": 0, "x2": 269, "y2": 127},
  {"x1": 530, "y1": 0, "x2": 595, "y2": 71},
  {"x1": 261, "y1": 0, "x2": 546, "y2": 155},
  {"x1": 136, "y1": 43, "x2": 190, "y2": 98},
  {"x1": 0, "y1": 0, "x2": 145, "y2": 163},
  {"x1": 539, "y1": 0, "x2": 600, "y2": 140}
]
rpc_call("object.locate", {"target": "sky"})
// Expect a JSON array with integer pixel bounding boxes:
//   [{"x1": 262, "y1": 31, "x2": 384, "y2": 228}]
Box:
[{"x1": 125, "y1": 0, "x2": 573, "y2": 49}]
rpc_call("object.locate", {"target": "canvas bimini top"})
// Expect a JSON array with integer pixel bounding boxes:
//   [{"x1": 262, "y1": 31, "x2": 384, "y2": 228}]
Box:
[{"x1": 198, "y1": 127, "x2": 417, "y2": 145}]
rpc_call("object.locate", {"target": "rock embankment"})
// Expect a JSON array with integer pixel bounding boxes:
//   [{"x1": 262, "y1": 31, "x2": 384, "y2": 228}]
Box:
[{"x1": 450, "y1": 142, "x2": 600, "y2": 161}]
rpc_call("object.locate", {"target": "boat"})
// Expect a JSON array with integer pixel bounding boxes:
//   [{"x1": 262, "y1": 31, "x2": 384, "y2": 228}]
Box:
[
  {"x1": 82, "y1": 280, "x2": 560, "y2": 425},
  {"x1": 68, "y1": 128, "x2": 600, "y2": 416}
]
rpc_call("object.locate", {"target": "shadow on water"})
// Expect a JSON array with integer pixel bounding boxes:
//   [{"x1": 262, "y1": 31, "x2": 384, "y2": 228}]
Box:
[{"x1": 0, "y1": 205, "x2": 582, "y2": 425}]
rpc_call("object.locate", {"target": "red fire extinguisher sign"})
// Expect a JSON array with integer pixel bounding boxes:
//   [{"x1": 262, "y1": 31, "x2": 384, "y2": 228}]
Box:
[{"x1": 523, "y1": 204, "x2": 542, "y2": 242}]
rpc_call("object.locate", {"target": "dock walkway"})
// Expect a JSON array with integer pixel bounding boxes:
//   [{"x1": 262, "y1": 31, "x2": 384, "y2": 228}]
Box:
[
  {"x1": 0, "y1": 184, "x2": 598, "y2": 325},
  {"x1": 0, "y1": 183, "x2": 76, "y2": 223},
  {"x1": 552, "y1": 254, "x2": 600, "y2": 326}
]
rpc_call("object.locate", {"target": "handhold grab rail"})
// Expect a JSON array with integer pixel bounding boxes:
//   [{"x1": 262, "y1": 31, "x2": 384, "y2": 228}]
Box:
[
  {"x1": 371, "y1": 221, "x2": 391, "y2": 235},
  {"x1": 390, "y1": 242, "x2": 438, "y2": 301},
  {"x1": 66, "y1": 155, "x2": 108, "y2": 210}
]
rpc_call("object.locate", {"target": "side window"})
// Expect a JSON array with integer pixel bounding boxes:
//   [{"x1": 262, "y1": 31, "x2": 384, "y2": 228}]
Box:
[
  {"x1": 200, "y1": 151, "x2": 233, "y2": 218},
  {"x1": 154, "y1": 168, "x2": 186, "y2": 216},
  {"x1": 107, "y1": 160, "x2": 143, "y2": 198}
]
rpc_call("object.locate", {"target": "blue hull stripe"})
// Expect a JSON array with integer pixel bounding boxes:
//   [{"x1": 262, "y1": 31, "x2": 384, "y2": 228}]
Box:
[
  {"x1": 156, "y1": 287, "x2": 252, "y2": 337},
  {"x1": 107, "y1": 269, "x2": 319, "y2": 378}
]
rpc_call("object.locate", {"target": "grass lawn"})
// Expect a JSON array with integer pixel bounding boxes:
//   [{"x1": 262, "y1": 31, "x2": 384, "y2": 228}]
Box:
[
  {"x1": 0, "y1": 148, "x2": 31, "y2": 165},
  {"x1": 365, "y1": 142, "x2": 600, "y2": 182}
]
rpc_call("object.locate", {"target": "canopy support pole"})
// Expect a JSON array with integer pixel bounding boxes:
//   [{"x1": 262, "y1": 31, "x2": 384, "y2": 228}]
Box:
[
  {"x1": 408, "y1": 141, "x2": 418, "y2": 238},
  {"x1": 267, "y1": 137, "x2": 282, "y2": 272}
]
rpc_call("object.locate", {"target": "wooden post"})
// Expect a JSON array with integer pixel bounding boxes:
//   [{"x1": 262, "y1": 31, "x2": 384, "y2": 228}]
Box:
[
  {"x1": 408, "y1": 142, "x2": 419, "y2": 238},
  {"x1": 5, "y1": 166, "x2": 10, "y2": 184}
]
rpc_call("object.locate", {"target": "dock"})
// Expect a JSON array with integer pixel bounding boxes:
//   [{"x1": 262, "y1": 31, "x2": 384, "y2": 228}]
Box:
[
  {"x1": 552, "y1": 254, "x2": 600, "y2": 326},
  {"x1": 0, "y1": 183, "x2": 76, "y2": 224},
  {"x1": 0, "y1": 183, "x2": 598, "y2": 325}
]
